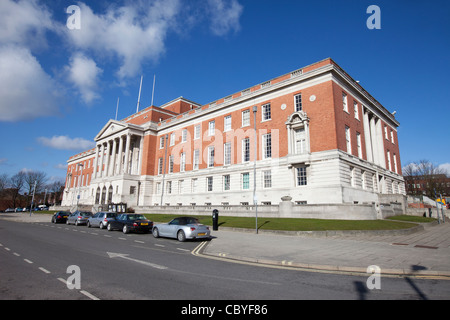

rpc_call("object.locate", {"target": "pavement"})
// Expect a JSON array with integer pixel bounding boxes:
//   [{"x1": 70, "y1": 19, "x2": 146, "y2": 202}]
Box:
[{"x1": 2, "y1": 212, "x2": 450, "y2": 278}]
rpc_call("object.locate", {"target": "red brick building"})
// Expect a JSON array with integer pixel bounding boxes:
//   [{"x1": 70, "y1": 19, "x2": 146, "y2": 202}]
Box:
[{"x1": 62, "y1": 58, "x2": 405, "y2": 210}]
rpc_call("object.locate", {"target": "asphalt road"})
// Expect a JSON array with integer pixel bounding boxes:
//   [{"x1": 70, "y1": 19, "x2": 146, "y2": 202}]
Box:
[{"x1": 1, "y1": 219, "x2": 449, "y2": 304}]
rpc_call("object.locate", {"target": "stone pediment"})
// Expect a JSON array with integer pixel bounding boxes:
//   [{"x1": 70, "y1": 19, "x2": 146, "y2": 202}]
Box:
[{"x1": 95, "y1": 120, "x2": 143, "y2": 142}]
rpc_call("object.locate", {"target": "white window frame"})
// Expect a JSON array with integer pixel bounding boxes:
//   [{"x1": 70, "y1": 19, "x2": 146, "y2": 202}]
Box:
[
  {"x1": 262, "y1": 133, "x2": 272, "y2": 159},
  {"x1": 170, "y1": 133, "x2": 175, "y2": 146},
  {"x1": 294, "y1": 93, "x2": 302, "y2": 112},
  {"x1": 356, "y1": 132, "x2": 362, "y2": 158},
  {"x1": 242, "y1": 138, "x2": 250, "y2": 162},
  {"x1": 224, "y1": 115, "x2": 232, "y2": 132},
  {"x1": 224, "y1": 142, "x2": 231, "y2": 166},
  {"x1": 262, "y1": 103, "x2": 271, "y2": 122},
  {"x1": 223, "y1": 175, "x2": 230, "y2": 191},
  {"x1": 263, "y1": 170, "x2": 272, "y2": 189},
  {"x1": 181, "y1": 129, "x2": 187, "y2": 143},
  {"x1": 354, "y1": 101, "x2": 359, "y2": 120},
  {"x1": 180, "y1": 152, "x2": 186, "y2": 172},
  {"x1": 208, "y1": 121, "x2": 215, "y2": 136},
  {"x1": 345, "y1": 126, "x2": 351, "y2": 154},
  {"x1": 296, "y1": 167, "x2": 307, "y2": 186},
  {"x1": 208, "y1": 146, "x2": 215, "y2": 168},
  {"x1": 193, "y1": 149, "x2": 200, "y2": 170},
  {"x1": 342, "y1": 92, "x2": 348, "y2": 112},
  {"x1": 242, "y1": 110, "x2": 250, "y2": 127},
  {"x1": 194, "y1": 125, "x2": 201, "y2": 140},
  {"x1": 207, "y1": 176, "x2": 213, "y2": 192},
  {"x1": 242, "y1": 172, "x2": 250, "y2": 190}
]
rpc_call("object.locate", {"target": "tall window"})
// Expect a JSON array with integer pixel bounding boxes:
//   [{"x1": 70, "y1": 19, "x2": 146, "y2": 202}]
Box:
[
  {"x1": 296, "y1": 167, "x2": 307, "y2": 186},
  {"x1": 208, "y1": 121, "x2": 215, "y2": 136},
  {"x1": 262, "y1": 103, "x2": 271, "y2": 121},
  {"x1": 191, "y1": 178, "x2": 198, "y2": 193},
  {"x1": 208, "y1": 146, "x2": 215, "y2": 168},
  {"x1": 170, "y1": 133, "x2": 175, "y2": 146},
  {"x1": 194, "y1": 125, "x2": 201, "y2": 140},
  {"x1": 169, "y1": 155, "x2": 174, "y2": 173},
  {"x1": 294, "y1": 128, "x2": 306, "y2": 154},
  {"x1": 224, "y1": 115, "x2": 232, "y2": 132},
  {"x1": 387, "y1": 150, "x2": 392, "y2": 171},
  {"x1": 356, "y1": 132, "x2": 362, "y2": 158},
  {"x1": 224, "y1": 142, "x2": 231, "y2": 166},
  {"x1": 242, "y1": 138, "x2": 250, "y2": 162},
  {"x1": 158, "y1": 157, "x2": 163, "y2": 175},
  {"x1": 263, "y1": 170, "x2": 272, "y2": 188},
  {"x1": 207, "y1": 176, "x2": 213, "y2": 192},
  {"x1": 223, "y1": 175, "x2": 230, "y2": 191},
  {"x1": 354, "y1": 101, "x2": 359, "y2": 119},
  {"x1": 262, "y1": 133, "x2": 272, "y2": 159},
  {"x1": 167, "y1": 181, "x2": 172, "y2": 194},
  {"x1": 159, "y1": 136, "x2": 165, "y2": 149},
  {"x1": 182, "y1": 129, "x2": 187, "y2": 143},
  {"x1": 242, "y1": 110, "x2": 250, "y2": 127},
  {"x1": 295, "y1": 93, "x2": 302, "y2": 112},
  {"x1": 193, "y1": 149, "x2": 200, "y2": 170},
  {"x1": 342, "y1": 92, "x2": 348, "y2": 112},
  {"x1": 345, "y1": 126, "x2": 351, "y2": 154},
  {"x1": 242, "y1": 172, "x2": 250, "y2": 190},
  {"x1": 180, "y1": 152, "x2": 186, "y2": 172}
]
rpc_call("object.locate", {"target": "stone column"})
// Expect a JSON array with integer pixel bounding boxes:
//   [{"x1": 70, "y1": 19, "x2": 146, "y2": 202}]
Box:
[
  {"x1": 363, "y1": 109, "x2": 373, "y2": 163},
  {"x1": 123, "y1": 134, "x2": 131, "y2": 174},
  {"x1": 104, "y1": 141, "x2": 111, "y2": 178},
  {"x1": 99, "y1": 143, "x2": 105, "y2": 178},
  {"x1": 117, "y1": 136, "x2": 124, "y2": 175},
  {"x1": 110, "y1": 138, "x2": 117, "y2": 176},
  {"x1": 93, "y1": 144, "x2": 99, "y2": 179}
]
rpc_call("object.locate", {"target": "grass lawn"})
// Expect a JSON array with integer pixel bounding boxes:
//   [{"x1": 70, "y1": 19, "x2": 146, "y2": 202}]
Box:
[{"x1": 143, "y1": 214, "x2": 419, "y2": 232}]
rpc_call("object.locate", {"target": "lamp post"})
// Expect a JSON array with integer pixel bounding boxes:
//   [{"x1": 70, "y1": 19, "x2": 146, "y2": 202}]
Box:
[
  {"x1": 76, "y1": 163, "x2": 84, "y2": 212},
  {"x1": 252, "y1": 106, "x2": 258, "y2": 234}
]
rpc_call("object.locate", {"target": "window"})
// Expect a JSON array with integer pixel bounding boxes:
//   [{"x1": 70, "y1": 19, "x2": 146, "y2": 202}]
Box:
[
  {"x1": 354, "y1": 102, "x2": 359, "y2": 119},
  {"x1": 159, "y1": 136, "x2": 165, "y2": 149},
  {"x1": 242, "y1": 110, "x2": 250, "y2": 127},
  {"x1": 356, "y1": 132, "x2": 362, "y2": 158},
  {"x1": 345, "y1": 126, "x2": 351, "y2": 154},
  {"x1": 393, "y1": 154, "x2": 398, "y2": 174},
  {"x1": 387, "y1": 150, "x2": 392, "y2": 171},
  {"x1": 350, "y1": 167, "x2": 356, "y2": 187},
  {"x1": 207, "y1": 177, "x2": 213, "y2": 192},
  {"x1": 191, "y1": 178, "x2": 198, "y2": 193},
  {"x1": 167, "y1": 181, "x2": 172, "y2": 194},
  {"x1": 263, "y1": 170, "x2": 272, "y2": 188},
  {"x1": 262, "y1": 103, "x2": 271, "y2": 121},
  {"x1": 294, "y1": 128, "x2": 306, "y2": 154},
  {"x1": 224, "y1": 115, "x2": 232, "y2": 132},
  {"x1": 296, "y1": 167, "x2": 307, "y2": 186},
  {"x1": 361, "y1": 170, "x2": 366, "y2": 189},
  {"x1": 384, "y1": 126, "x2": 388, "y2": 139},
  {"x1": 193, "y1": 149, "x2": 200, "y2": 170},
  {"x1": 262, "y1": 133, "x2": 272, "y2": 159},
  {"x1": 182, "y1": 129, "x2": 187, "y2": 143},
  {"x1": 295, "y1": 94, "x2": 302, "y2": 112},
  {"x1": 223, "y1": 175, "x2": 230, "y2": 191},
  {"x1": 208, "y1": 121, "x2": 215, "y2": 136},
  {"x1": 169, "y1": 155, "x2": 174, "y2": 173},
  {"x1": 156, "y1": 182, "x2": 161, "y2": 194},
  {"x1": 242, "y1": 172, "x2": 250, "y2": 190},
  {"x1": 180, "y1": 152, "x2": 186, "y2": 172},
  {"x1": 224, "y1": 142, "x2": 231, "y2": 166},
  {"x1": 242, "y1": 138, "x2": 250, "y2": 162},
  {"x1": 208, "y1": 146, "x2": 215, "y2": 168},
  {"x1": 194, "y1": 125, "x2": 201, "y2": 140},
  {"x1": 391, "y1": 131, "x2": 395, "y2": 144},
  {"x1": 342, "y1": 93, "x2": 348, "y2": 112},
  {"x1": 158, "y1": 157, "x2": 163, "y2": 175},
  {"x1": 178, "y1": 180, "x2": 184, "y2": 194},
  {"x1": 170, "y1": 133, "x2": 175, "y2": 146}
]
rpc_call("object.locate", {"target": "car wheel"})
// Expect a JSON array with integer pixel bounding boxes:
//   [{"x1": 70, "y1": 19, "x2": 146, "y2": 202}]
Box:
[
  {"x1": 99, "y1": 222, "x2": 104, "y2": 229},
  {"x1": 152, "y1": 227, "x2": 159, "y2": 238},
  {"x1": 177, "y1": 230, "x2": 186, "y2": 242},
  {"x1": 75, "y1": 220, "x2": 79, "y2": 226},
  {"x1": 107, "y1": 223, "x2": 113, "y2": 231},
  {"x1": 123, "y1": 225, "x2": 129, "y2": 234},
  {"x1": 87, "y1": 221, "x2": 91, "y2": 228}
]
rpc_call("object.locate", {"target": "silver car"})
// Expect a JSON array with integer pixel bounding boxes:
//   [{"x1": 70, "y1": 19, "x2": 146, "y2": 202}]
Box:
[
  {"x1": 152, "y1": 216, "x2": 211, "y2": 242},
  {"x1": 66, "y1": 211, "x2": 92, "y2": 226},
  {"x1": 87, "y1": 211, "x2": 118, "y2": 229}
]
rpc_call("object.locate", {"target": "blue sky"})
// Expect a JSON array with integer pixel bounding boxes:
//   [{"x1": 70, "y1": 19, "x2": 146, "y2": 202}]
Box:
[{"x1": 0, "y1": 0, "x2": 449, "y2": 184}]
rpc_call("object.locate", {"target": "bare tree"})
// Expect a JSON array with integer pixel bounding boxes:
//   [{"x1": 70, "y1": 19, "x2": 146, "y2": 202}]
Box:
[
  {"x1": 403, "y1": 160, "x2": 447, "y2": 198},
  {"x1": 9, "y1": 171, "x2": 26, "y2": 208}
]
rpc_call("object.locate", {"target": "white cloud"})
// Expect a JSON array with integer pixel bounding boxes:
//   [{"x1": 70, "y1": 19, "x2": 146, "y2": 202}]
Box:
[
  {"x1": 207, "y1": 0, "x2": 243, "y2": 36},
  {"x1": 54, "y1": 163, "x2": 68, "y2": 170},
  {"x1": 37, "y1": 136, "x2": 95, "y2": 151},
  {"x1": 0, "y1": 0, "x2": 55, "y2": 50},
  {"x1": 66, "y1": 52, "x2": 103, "y2": 104},
  {"x1": 65, "y1": 0, "x2": 182, "y2": 79},
  {"x1": 0, "y1": 45, "x2": 60, "y2": 122},
  {"x1": 438, "y1": 163, "x2": 450, "y2": 176}
]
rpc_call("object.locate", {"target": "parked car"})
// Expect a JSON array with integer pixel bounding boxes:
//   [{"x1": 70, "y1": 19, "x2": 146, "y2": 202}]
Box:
[
  {"x1": 107, "y1": 214, "x2": 153, "y2": 234},
  {"x1": 66, "y1": 211, "x2": 92, "y2": 226},
  {"x1": 51, "y1": 211, "x2": 70, "y2": 224},
  {"x1": 87, "y1": 211, "x2": 118, "y2": 229},
  {"x1": 152, "y1": 216, "x2": 211, "y2": 242},
  {"x1": 5, "y1": 208, "x2": 15, "y2": 213}
]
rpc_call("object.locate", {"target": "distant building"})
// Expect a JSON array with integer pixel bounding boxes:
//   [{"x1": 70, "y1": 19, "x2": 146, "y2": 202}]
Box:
[
  {"x1": 404, "y1": 174, "x2": 450, "y2": 198},
  {"x1": 61, "y1": 58, "x2": 405, "y2": 211}
]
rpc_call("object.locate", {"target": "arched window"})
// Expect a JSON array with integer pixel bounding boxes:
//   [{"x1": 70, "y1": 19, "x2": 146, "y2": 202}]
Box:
[
  {"x1": 285, "y1": 111, "x2": 310, "y2": 155},
  {"x1": 95, "y1": 187, "x2": 100, "y2": 204},
  {"x1": 108, "y1": 186, "x2": 113, "y2": 204},
  {"x1": 101, "y1": 187, "x2": 107, "y2": 205}
]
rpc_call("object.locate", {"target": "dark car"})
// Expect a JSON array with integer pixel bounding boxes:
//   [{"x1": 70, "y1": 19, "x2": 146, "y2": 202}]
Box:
[
  {"x1": 107, "y1": 214, "x2": 153, "y2": 234},
  {"x1": 51, "y1": 211, "x2": 70, "y2": 224}
]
